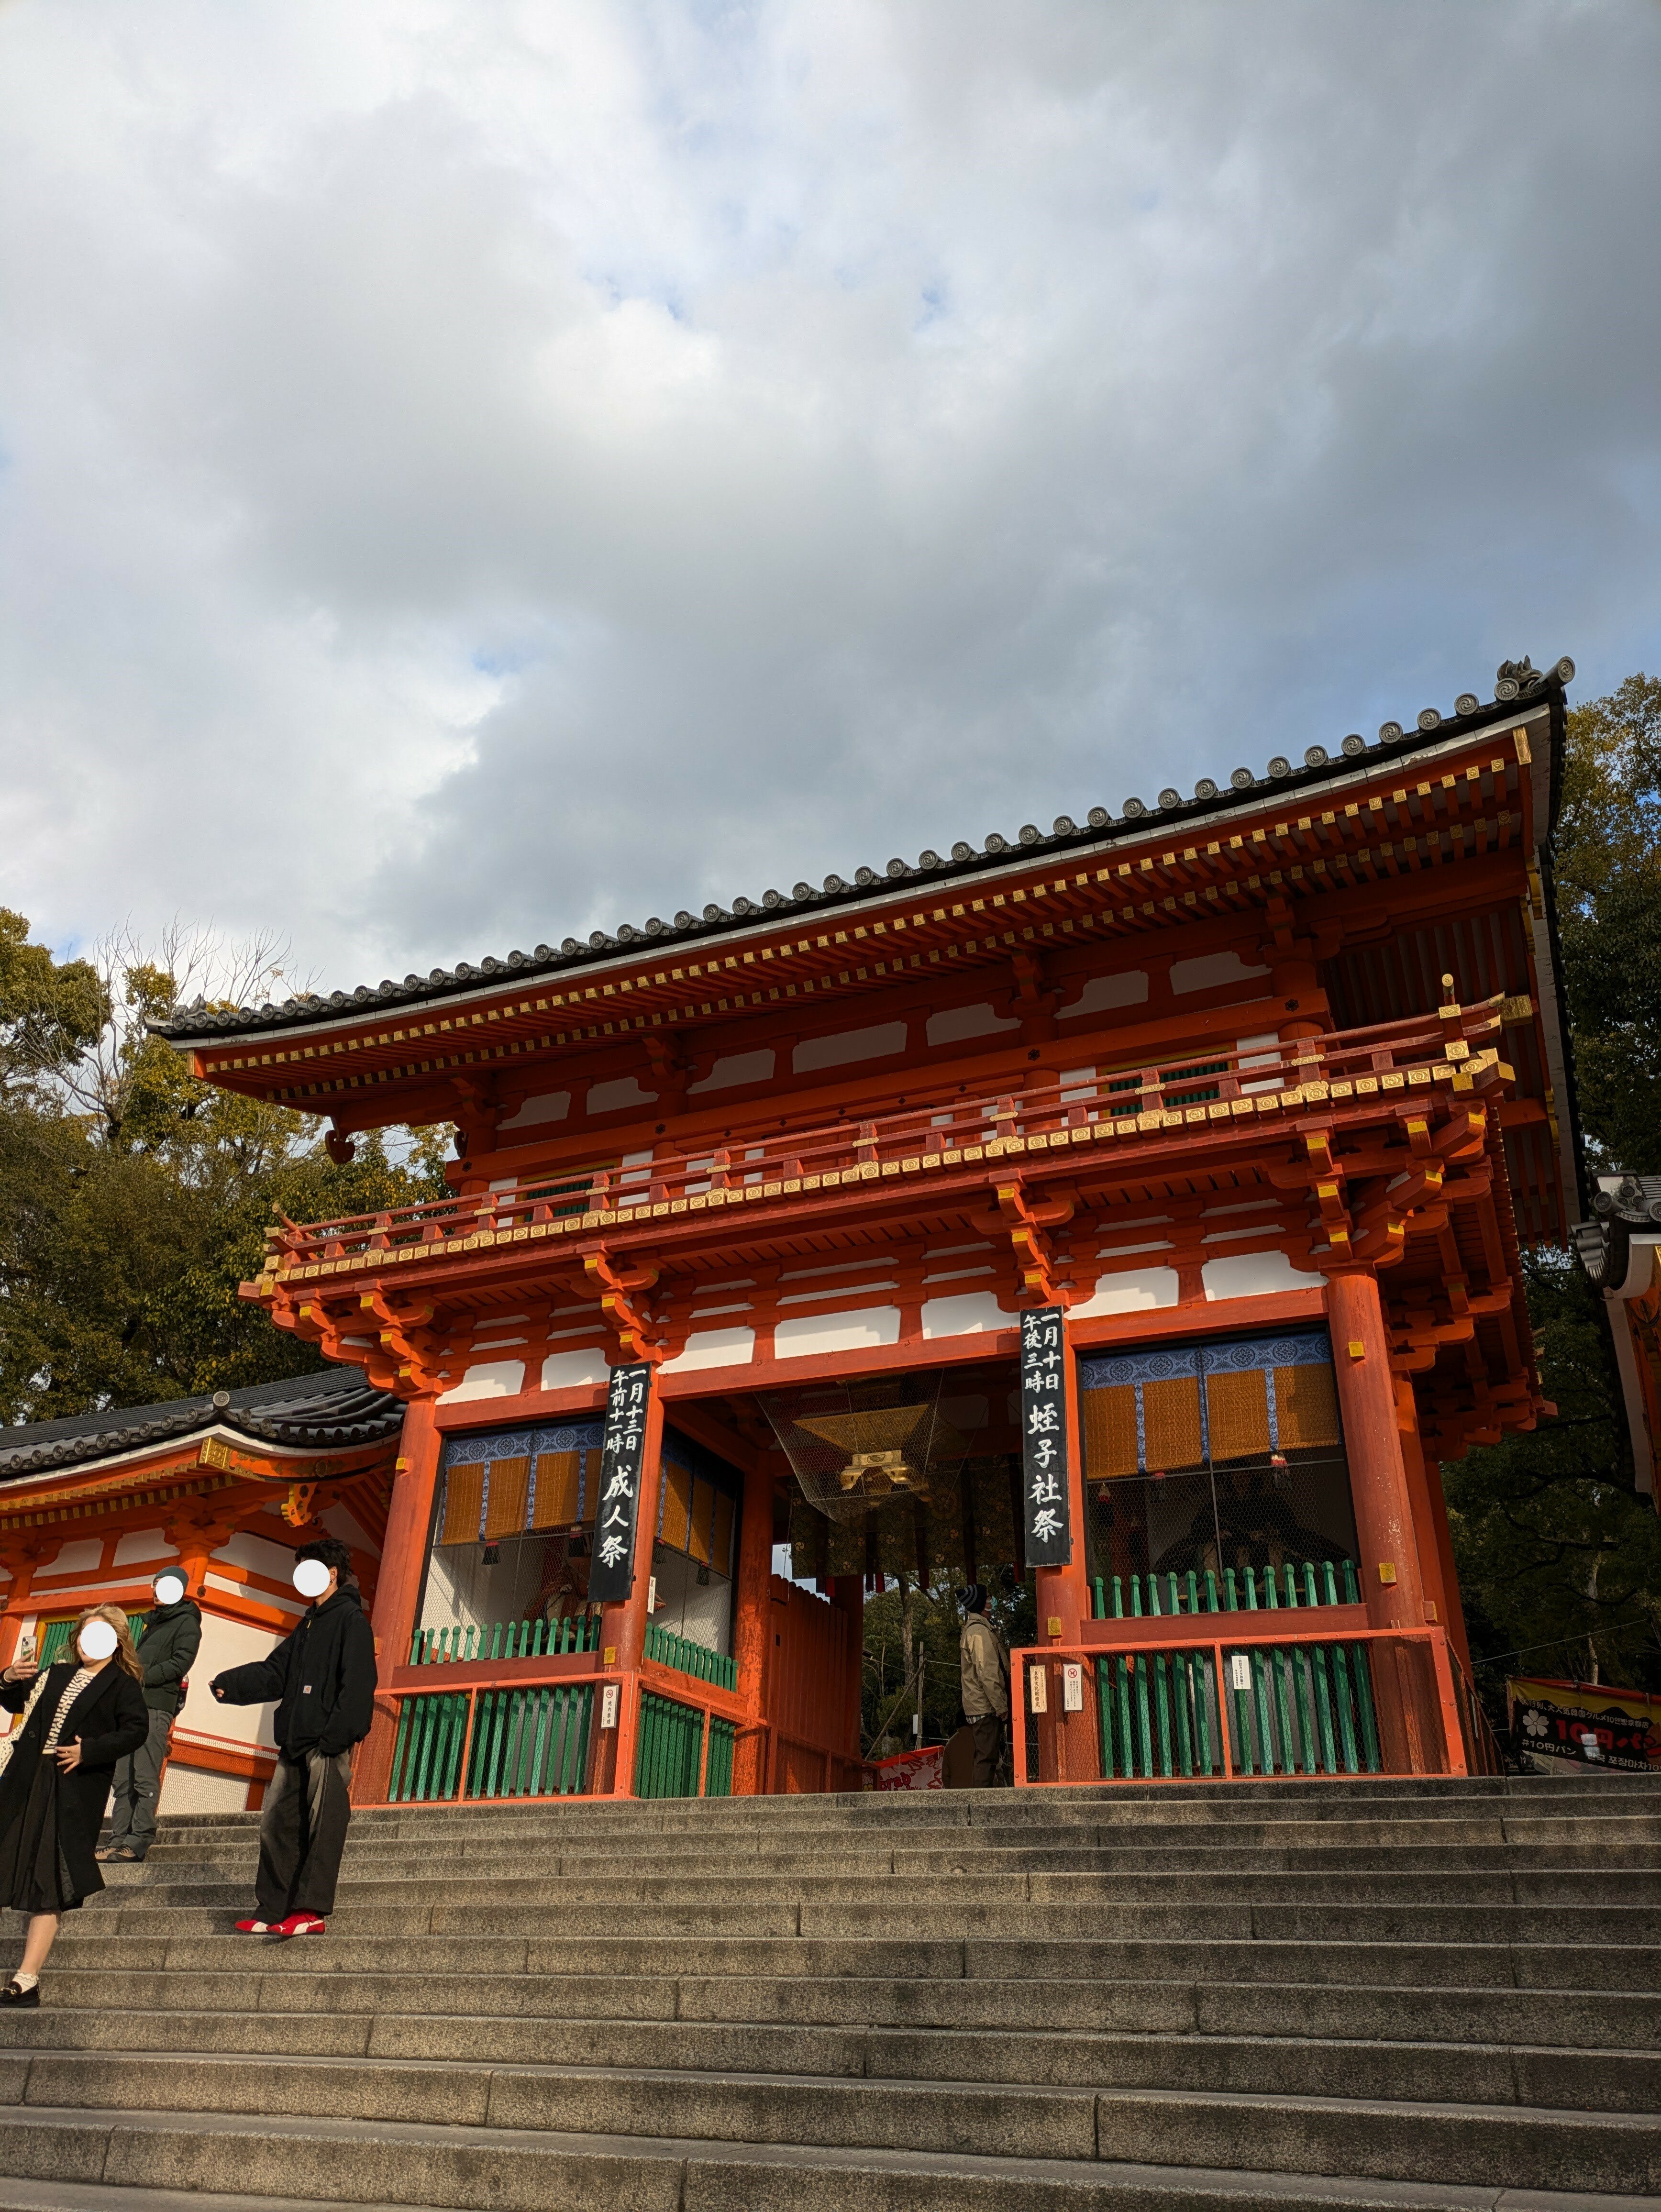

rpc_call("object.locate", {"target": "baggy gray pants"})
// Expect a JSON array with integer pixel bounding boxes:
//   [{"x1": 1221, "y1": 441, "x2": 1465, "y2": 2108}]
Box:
[
  {"x1": 255, "y1": 1749, "x2": 354, "y2": 1920},
  {"x1": 108, "y1": 1708, "x2": 173, "y2": 1855}
]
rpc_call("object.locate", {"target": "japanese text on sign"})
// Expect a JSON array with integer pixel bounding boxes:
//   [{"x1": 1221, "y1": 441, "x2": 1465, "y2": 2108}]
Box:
[
  {"x1": 586, "y1": 1362, "x2": 653, "y2": 1604},
  {"x1": 1019, "y1": 1305, "x2": 1072, "y2": 1568}
]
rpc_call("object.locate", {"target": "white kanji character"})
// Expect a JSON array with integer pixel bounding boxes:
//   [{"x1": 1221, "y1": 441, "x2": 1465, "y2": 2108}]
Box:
[
  {"x1": 598, "y1": 1533, "x2": 629, "y2": 1568},
  {"x1": 1031, "y1": 1437, "x2": 1058, "y2": 1473},
  {"x1": 1031, "y1": 1507, "x2": 1063, "y2": 1544},
  {"x1": 1028, "y1": 1403, "x2": 1060, "y2": 1435},
  {"x1": 1029, "y1": 1469, "x2": 1061, "y2": 1502}
]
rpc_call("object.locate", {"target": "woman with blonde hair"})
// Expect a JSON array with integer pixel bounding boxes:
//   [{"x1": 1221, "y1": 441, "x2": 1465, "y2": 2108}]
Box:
[{"x1": 0, "y1": 1602, "x2": 148, "y2": 2005}]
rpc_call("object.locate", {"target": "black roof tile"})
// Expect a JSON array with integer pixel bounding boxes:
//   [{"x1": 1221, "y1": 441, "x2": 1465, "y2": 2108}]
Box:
[{"x1": 0, "y1": 1368, "x2": 405, "y2": 1482}]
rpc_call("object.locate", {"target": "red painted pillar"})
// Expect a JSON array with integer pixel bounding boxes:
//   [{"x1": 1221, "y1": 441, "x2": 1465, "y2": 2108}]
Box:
[
  {"x1": 352, "y1": 1395, "x2": 443, "y2": 1807},
  {"x1": 0, "y1": 1547, "x2": 45, "y2": 1674},
  {"x1": 1327, "y1": 1272, "x2": 1451, "y2": 1773},
  {"x1": 600, "y1": 1376, "x2": 666, "y2": 1797},
  {"x1": 1422, "y1": 1457, "x2": 1475, "y2": 1676},
  {"x1": 731, "y1": 1461, "x2": 776, "y2": 1795}
]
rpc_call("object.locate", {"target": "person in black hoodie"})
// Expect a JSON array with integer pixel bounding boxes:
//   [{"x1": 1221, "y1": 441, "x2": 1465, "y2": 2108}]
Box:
[
  {"x1": 210, "y1": 1536, "x2": 375, "y2": 1937},
  {"x1": 99, "y1": 1568, "x2": 202, "y2": 1864}
]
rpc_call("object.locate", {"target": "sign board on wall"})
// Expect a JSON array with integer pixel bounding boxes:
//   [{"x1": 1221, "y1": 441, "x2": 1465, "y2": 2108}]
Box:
[
  {"x1": 1020, "y1": 1306, "x2": 1072, "y2": 1568},
  {"x1": 1507, "y1": 1675, "x2": 1661, "y2": 1775},
  {"x1": 587, "y1": 1363, "x2": 653, "y2": 1604}
]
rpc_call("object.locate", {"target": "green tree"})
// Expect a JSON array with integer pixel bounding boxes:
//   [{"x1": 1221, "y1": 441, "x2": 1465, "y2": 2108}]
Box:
[
  {"x1": 1444, "y1": 675, "x2": 1661, "y2": 1700},
  {"x1": 0, "y1": 913, "x2": 451, "y2": 1425}
]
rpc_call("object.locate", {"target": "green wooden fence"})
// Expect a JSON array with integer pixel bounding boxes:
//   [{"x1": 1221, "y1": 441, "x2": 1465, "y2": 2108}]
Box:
[
  {"x1": 1092, "y1": 1558, "x2": 1362, "y2": 1621},
  {"x1": 642, "y1": 1621, "x2": 738, "y2": 1690},
  {"x1": 409, "y1": 1613, "x2": 600, "y2": 1664},
  {"x1": 37, "y1": 1614, "x2": 145, "y2": 1666},
  {"x1": 388, "y1": 1681, "x2": 595, "y2": 1802},
  {"x1": 1091, "y1": 1633, "x2": 1382, "y2": 1780},
  {"x1": 634, "y1": 1690, "x2": 735, "y2": 1798}
]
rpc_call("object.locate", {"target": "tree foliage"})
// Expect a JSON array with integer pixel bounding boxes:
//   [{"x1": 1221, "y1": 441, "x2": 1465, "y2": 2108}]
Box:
[
  {"x1": 1444, "y1": 675, "x2": 1661, "y2": 1695},
  {"x1": 0, "y1": 911, "x2": 450, "y2": 1425}
]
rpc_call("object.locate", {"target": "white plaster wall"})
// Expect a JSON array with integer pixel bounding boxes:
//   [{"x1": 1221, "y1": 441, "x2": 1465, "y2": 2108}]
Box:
[
  {"x1": 176, "y1": 1612, "x2": 285, "y2": 1752},
  {"x1": 920, "y1": 1292, "x2": 1011, "y2": 1339},
  {"x1": 659, "y1": 1327, "x2": 756, "y2": 1374},
  {"x1": 157, "y1": 1765, "x2": 250, "y2": 1815},
  {"x1": 212, "y1": 1530, "x2": 300, "y2": 1581},
  {"x1": 775, "y1": 1307, "x2": 901, "y2": 1357},
  {"x1": 40, "y1": 1539, "x2": 102, "y2": 1576},
  {"x1": 1068, "y1": 1266, "x2": 1181, "y2": 1317},
  {"x1": 113, "y1": 1529, "x2": 177, "y2": 1567},
  {"x1": 441, "y1": 1359, "x2": 527, "y2": 1403},
  {"x1": 1202, "y1": 1250, "x2": 1327, "y2": 1299},
  {"x1": 540, "y1": 1348, "x2": 610, "y2": 1390},
  {"x1": 588, "y1": 1075, "x2": 655, "y2": 1115},
  {"x1": 497, "y1": 1089, "x2": 570, "y2": 1130},
  {"x1": 691, "y1": 1050, "x2": 775, "y2": 1092},
  {"x1": 926, "y1": 1003, "x2": 1019, "y2": 1047},
  {"x1": 1058, "y1": 970, "x2": 1149, "y2": 1019},
  {"x1": 792, "y1": 1022, "x2": 908, "y2": 1074},
  {"x1": 1171, "y1": 950, "x2": 1269, "y2": 995}
]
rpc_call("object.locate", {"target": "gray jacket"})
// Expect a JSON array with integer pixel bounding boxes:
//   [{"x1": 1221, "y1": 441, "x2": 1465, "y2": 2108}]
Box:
[{"x1": 134, "y1": 1599, "x2": 202, "y2": 1716}]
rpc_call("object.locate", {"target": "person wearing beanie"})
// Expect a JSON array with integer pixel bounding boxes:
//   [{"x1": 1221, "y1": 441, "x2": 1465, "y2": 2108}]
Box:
[
  {"x1": 957, "y1": 1583, "x2": 1011, "y2": 1788},
  {"x1": 98, "y1": 1568, "x2": 201, "y2": 1865}
]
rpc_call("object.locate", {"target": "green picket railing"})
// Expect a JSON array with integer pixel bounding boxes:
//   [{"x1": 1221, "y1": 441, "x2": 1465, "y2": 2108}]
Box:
[
  {"x1": 642, "y1": 1621, "x2": 738, "y2": 1691},
  {"x1": 388, "y1": 1681, "x2": 595, "y2": 1802},
  {"x1": 465, "y1": 1683, "x2": 595, "y2": 1799},
  {"x1": 634, "y1": 1689, "x2": 734, "y2": 1798},
  {"x1": 1092, "y1": 1631, "x2": 1382, "y2": 1780},
  {"x1": 1091, "y1": 1557, "x2": 1362, "y2": 1621},
  {"x1": 388, "y1": 1689, "x2": 470, "y2": 1802},
  {"x1": 37, "y1": 1614, "x2": 146, "y2": 1666},
  {"x1": 408, "y1": 1614, "x2": 600, "y2": 1665},
  {"x1": 704, "y1": 1716, "x2": 736, "y2": 1798}
]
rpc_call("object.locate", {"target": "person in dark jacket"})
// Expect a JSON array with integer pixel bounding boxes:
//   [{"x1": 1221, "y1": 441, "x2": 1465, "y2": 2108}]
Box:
[
  {"x1": 0, "y1": 1604, "x2": 149, "y2": 2004},
  {"x1": 210, "y1": 1535, "x2": 375, "y2": 1937},
  {"x1": 99, "y1": 1569, "x2": 202, "y2": 1864}
]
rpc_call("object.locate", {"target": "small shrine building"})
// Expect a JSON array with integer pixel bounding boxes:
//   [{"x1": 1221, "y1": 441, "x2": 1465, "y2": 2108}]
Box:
[
  {"x1": 129, "y1": 654, "x2": 1588, "y2": 1802},
  {"x1": 0, "y1": 1373, "x2": 402, "y2": 1810}
]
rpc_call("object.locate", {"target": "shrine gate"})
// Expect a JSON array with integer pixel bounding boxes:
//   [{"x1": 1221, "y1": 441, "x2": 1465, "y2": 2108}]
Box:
[{"x1": 156, "y1": 656, "x2": 1586, "y2": 1800}]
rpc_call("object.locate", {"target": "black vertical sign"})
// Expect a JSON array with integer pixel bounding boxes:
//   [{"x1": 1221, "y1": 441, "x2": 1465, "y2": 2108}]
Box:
[
  {"x1": 1020, "y1": 1305, "x2": 1072, "y2": 1568},
  {"x1": 587, "y1": 1362, "x2": 652, "y2": 1603}
]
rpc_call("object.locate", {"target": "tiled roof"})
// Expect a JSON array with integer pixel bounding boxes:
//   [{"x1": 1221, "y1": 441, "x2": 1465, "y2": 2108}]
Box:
[
  {"x1": 0, "y1": 1368, "x2": 405, "y2": 1482},
  {"x1": 1573, "y1": 1174, "x2": 1661, "y2": 1295},
  {"x1": 152, "y1": 656, "x2": 1573, "y2": 1048}
]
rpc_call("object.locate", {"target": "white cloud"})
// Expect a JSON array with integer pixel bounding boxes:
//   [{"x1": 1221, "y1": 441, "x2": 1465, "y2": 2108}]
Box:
[{"x1": 1, "y1": 0, "x2": 1658, "y2": 986}]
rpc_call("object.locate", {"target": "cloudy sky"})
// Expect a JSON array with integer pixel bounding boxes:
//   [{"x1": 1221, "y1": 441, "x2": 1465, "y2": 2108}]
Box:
[{"x1": 2, "y1": 0, "x2": 1658, "y2": 998}]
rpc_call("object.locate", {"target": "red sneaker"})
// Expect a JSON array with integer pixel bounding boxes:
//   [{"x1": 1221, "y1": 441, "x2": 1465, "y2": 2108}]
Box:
[
  {"x1": 234, "y1": 1919, "x2": 275, "y2": 1934},
  {"x1": 271, "y1": 1912, "x2": 326, "y2": 1937}
]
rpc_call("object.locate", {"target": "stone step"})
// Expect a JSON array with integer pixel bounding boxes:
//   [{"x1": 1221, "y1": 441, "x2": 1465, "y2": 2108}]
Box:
[
  {"x1": 95, "y1": 1868, "x2": 1661, "y2": 1914},
  {"x1": 1093, "y1": 2086, "x2": 1661, "y2": 2195},
  {"x1": 9, "y1": 2049, "x2": 1661, "y2": 2190},
  {"x1": 1, "y1": 2012, "x2": 1656, "y2": 2112},
  {"x1": 13, "y1": 1929, "x2": 1654, "y2": 1991},
  {"x1": 5, "y1": 2105, "x2": 1656, "y2": 2212},
  {"x1": 7, "y1": 1969, "x2": 1656, "y2": 2048},
  {"x1": 133, "y1": 1835, "x2": 1661, "y2": 1877}
]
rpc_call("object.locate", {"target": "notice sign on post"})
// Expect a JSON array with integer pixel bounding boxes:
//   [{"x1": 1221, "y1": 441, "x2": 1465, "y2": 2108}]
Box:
[
  {"x1": 1020, "y1": 1305, "x2": 1072, "y2": 1568},
  {"x1": 587, "y1": 1362, "x2": 652, "y2": 1604}
]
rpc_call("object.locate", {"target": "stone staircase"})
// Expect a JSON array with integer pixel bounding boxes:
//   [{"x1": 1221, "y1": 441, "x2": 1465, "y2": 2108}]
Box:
[{"x1": 0, "y1": 1774, "x2": 1658, "y2": 2210}]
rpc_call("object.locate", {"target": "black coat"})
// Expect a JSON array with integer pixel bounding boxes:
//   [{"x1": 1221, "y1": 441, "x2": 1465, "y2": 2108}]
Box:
[
  {"x1": 0, "y1": 1661, "x2": 149, "y2": 1901},
  {"x1": 210, "y1": 1585, "x2": 376, "y2": 1758},
  {"x1": 134, "y1": 1598, "x2": 202, "y2": 1716}
]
